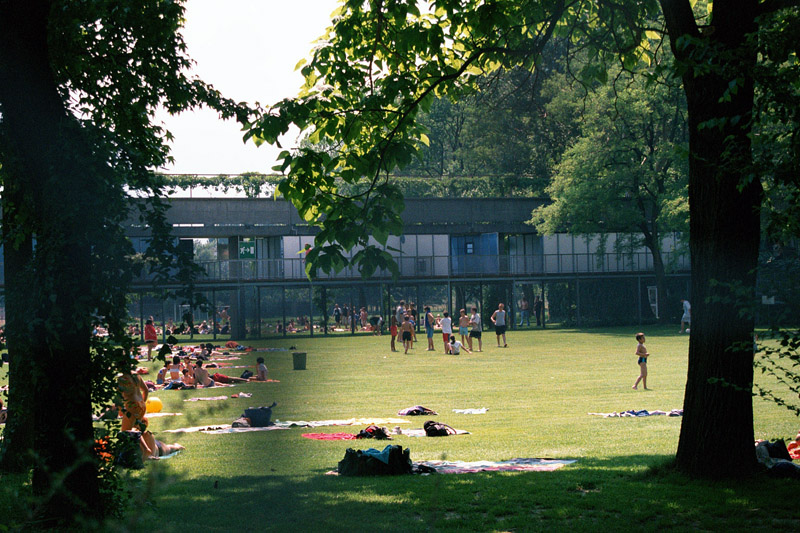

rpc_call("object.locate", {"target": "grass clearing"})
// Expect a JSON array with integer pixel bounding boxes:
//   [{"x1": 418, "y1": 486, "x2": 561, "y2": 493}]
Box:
[{"x1": 1, "y1": 326, "x2": 798, "y2": 531}]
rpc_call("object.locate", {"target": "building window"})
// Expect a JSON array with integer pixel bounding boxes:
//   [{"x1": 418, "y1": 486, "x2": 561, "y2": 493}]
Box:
[{"x1": 465, "y1": 242, "x2": 474, "y2": 255}]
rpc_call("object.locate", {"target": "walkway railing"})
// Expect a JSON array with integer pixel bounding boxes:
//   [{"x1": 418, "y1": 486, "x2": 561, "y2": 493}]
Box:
[
  {"x1": 192, "y1": 251, "x2": 689, "y2": 282},
  {"x1": 0, "y1": 252, "x2": 688, "y2": 287}
]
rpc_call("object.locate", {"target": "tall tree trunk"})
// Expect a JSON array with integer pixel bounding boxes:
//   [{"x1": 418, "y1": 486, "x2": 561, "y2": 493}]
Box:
[
  {"x1": 661, "y1": 0, "x2": 761, "y2": 477},
  {"x1": 0, "y1": 0, "x2": 102, "y2": 522},
  {"x1": 0, "y1": 179, "x2": 35, "y2": 473}
]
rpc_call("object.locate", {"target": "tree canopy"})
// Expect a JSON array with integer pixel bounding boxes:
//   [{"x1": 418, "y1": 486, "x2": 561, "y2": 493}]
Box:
[
  {"x1": 254, "y1": 0, "x2": 800, "y2": 478},
  {"x1": 0, "y1": 0, "x2": 251, "y2": 525}
]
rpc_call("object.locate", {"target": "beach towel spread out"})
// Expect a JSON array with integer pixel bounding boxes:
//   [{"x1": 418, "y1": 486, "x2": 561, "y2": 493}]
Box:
[
  {"x1": 183, "y1": 396, "x2": 229, "y2": 402},
  {"x1": 452, "y1": 408, "x2": 489, "y2": 414},
  {"x1": 161, "y1": 424, "x2": 290, "y2": 434},
  {"x1": 256, "y1": 347, "x2": 288, "y2": 352},
  {"x1": 588, "y1": 409, "x2": 683, "y2": 418},
  {"x1": 402, "y1": 428, "x2": 470, "y2": 437},
  {"x1": 162, "y1": 425, "x2": 232, "y2": 433},
  {"x1": 146, "y1": 412, "x2": 183, "y2": 418},
  {"x1": 153, "y1": 450, "x2": 182, "y2": 460},
  {"x1": 397, "y1": 406, "x2": 438, "y2": 416},
  {"x1": 272, "y1": 417, "x2": 411, "y2": 428},
  {"x1": 415, "y1": 458, "x2": 577, "y2": 474},
  {"x1": 302, "y1": 433, "x2": 358, "y2": 440},
  {"x1": 202, "y1": 426, "x2": 289, "y2": 434}
]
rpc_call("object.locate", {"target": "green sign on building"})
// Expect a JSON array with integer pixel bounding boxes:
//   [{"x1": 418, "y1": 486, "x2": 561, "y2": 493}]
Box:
[{"x1": 239, "y1": 239, "x2": 256, "y2": 259}]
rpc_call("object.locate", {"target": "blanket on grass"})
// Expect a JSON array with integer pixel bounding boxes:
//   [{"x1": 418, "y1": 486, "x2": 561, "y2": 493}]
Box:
[
  {"x1": 415, "y1": 458, "x2": 577, "y2": 474},
  {"x1": 162, "y1": 424, "x2": 289, "y2": 434},
  {"x1": 452, "y1": 408, "x2": 488, "y2": 414},
  {"x1": 588, "y1": 409, "x2": 683, "y2": 418},
  {"x1": 302, "y1": 432, "x2": 358, "y2": 440},
  {"x1": 183, "y1": 396, "x2": 229, "y2": 402},
  {"x1": 272, "y1": 417, "x2": 410, "y2": 428}
]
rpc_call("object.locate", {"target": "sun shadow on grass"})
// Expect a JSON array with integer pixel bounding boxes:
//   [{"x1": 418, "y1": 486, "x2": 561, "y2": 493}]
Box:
[{"x1": 145, "y1": 454, "x2": 798, "y2": 533}]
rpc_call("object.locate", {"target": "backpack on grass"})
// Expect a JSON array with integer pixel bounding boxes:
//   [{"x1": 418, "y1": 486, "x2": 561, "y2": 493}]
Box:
[{"x1": 337, "y1": 445, "x2": 412, "y2": 476}]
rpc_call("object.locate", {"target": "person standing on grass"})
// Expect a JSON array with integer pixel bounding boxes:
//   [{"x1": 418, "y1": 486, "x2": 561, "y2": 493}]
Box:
[
  {"x1": 680, "y1": 299, "x2": 691, "y2": 333},
  {"x1": 534, "y1": 295, "x2": 543, "y2": 327},
  {"x1": 144, "y1": 318, "x2": 158, "y2": 361},
  {"x1": 425, "y1": 306, "x2": 435, "y2": 351},
  {"x1": 389, "y1": 315, "x2": 398, "y2": 352},
  {"x1": 468, "y1": 306, "x2": 482, "y2": 352},
  {"x1": 632, "y1": 332, "x2": 649, "y2": 390},
  {"x1": 517, "y1": 296, "x2": 530, "y2": 327},
  {"x1": 410, "y1": 303, "x2": 419, "y2": 342},
  {"x1": 458, "y1": 308, "x2": 470, "y2": 346},
  {"x1": 396, "y1": 300, "x2": 406, "y2": 327},
  {"x1": 440, "y1": 312, "x2": 453, "y2": 354},
  {"x1": 333, "y1": 304, "x2": 341, "y2": 328},
  {"x1": 401, "y1": 315, "x2": 414, "y2": 354},
  {"x1": 491, "y1": 303, "x2": 508, "y2": 348}
]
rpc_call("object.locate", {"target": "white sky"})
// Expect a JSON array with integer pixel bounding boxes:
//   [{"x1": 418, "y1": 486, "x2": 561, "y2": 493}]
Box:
[{"x1": 157, "y1": 0, "x2": 341, "y2": 176}]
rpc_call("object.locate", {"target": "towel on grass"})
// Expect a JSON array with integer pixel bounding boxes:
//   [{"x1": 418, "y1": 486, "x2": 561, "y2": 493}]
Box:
[
  {"x1": 415, "y1": 458, "x2": 577, "y2": 474},
  {"x1": 272, "y1": 417, "x2": 410, "y2": 428},
  {"x1": 203, "y1": 425, "x2": 289, "y2": 434},
  {"x1": 588, "y1": 409, "x2": 683, "y2": 418},
  {"x1": 153, "y1": 450, "x2": 182, "y2": 460},
  {"x1": 452, "y1": 408, "x2": 488, "y2": 414},
  {"x1": 162, "y1": 425, "x2": 231, "y2": 433},
  {"x1": 183, "y1": 396, "x2": 229, "y2": 402},
  {"x1": 146, "y1": 412, "x2": 183, "y2": 418},
  {"x1": 302, "y1": 433, "x2": 358, "y2": 440}
]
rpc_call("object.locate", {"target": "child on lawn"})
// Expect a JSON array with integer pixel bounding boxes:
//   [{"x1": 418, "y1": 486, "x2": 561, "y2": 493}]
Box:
[
  {"x1": 448, "y1": 335, "x2": 471, "y2": 355},
  {"x1": 401, "y1": 315, "x2": 414, "y2": 354},
  {"x1": 389, "y1": 315, "x2": 398, "y2": 352},
  {"x1": 632, "y1": 332, "x2": 649, "y2": 390}
]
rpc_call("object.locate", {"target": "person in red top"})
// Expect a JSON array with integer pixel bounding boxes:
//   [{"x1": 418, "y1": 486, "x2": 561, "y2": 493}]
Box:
[{"x1": 144, "y1": 318, "x2": 158, "y2": 361}]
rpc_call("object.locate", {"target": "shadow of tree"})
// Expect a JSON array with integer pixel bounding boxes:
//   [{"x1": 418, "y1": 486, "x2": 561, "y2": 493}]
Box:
[{"x1": 140, "y1": 454, "x2": 798, "y2": 533}]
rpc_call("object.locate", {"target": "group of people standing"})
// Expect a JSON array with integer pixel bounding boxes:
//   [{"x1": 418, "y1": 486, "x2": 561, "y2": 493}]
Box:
[
  {"x1": 516, "y1": 295, "x2": 544, "y2": 327},
  {"x1": 388, "y1": 301, "x2": 515, "y2": 354}
]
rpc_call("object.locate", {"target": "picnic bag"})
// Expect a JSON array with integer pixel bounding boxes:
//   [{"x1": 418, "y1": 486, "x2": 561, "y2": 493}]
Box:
[{"x1": 337, "y1": 445, "x2": 412, "y2": 476}]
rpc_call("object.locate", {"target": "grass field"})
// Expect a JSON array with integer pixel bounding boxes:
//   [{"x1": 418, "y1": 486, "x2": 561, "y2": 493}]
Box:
[{"x1": 2, "y1": 325, "x2": 799, "y2": 532}]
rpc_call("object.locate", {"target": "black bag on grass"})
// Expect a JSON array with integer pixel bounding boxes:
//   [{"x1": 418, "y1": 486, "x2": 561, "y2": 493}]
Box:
[{"x1": 337, "y1": 445, "x2": 412, "y2": 476}]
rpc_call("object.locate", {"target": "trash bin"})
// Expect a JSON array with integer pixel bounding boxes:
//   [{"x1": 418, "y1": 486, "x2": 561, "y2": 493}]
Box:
[{"x1": 292, "y1": 352, "x2": 307, "y2": 370}]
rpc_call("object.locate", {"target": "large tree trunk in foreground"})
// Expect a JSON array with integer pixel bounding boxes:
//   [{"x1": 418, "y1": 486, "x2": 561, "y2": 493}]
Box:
[
  {"x1": 662, "y1": 0, "x2": 761, "y2": 477},
  {"x1": 0, "y1": 0, "x2": 102, "y2": 523},
  {"x1": 0, "y1": 181, "x2": 35, "y2": 473}
]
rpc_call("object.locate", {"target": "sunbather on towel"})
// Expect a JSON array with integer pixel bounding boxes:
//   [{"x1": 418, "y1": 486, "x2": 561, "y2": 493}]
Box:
[
  {"x1": 211, "y1": 372, "x2": 249, "y2": 384},
  {"x1": 124, "y1": 429, "x2": 185, "y2": 460},
  {"x1": 193, "y1": 360, "x2": 214, "y2": 387}
]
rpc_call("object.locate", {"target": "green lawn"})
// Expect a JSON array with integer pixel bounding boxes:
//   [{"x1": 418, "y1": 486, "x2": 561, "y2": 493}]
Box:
[{"x1": 2, "y1": 326, "x2": 799, "y2": 531}]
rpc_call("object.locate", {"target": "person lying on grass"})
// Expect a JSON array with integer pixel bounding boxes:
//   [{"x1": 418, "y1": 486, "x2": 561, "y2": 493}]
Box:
[{"x1": 123, "y1": 429, "x2": 185, "y2": 460}]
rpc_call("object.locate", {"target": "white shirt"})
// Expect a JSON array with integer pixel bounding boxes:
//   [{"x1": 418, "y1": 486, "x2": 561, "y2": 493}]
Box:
[
  {"x1": 451, "y1": 340, "x2": 464, "y2": 354},
  {"x1": 470, "y1": 313, "x2": 482, "y2": 331},
  {"x1": 441, "y1": 316, "x2": 452, "y2": 334}
]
